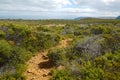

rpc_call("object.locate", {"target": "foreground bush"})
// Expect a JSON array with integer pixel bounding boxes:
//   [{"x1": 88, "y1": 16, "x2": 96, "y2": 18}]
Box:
[
  {"x1": 0, "y1": 40, "x2": 12, "y2": 66},
  {"x1": 51, "y1": 69, "x2": 73, "y2": 80}
]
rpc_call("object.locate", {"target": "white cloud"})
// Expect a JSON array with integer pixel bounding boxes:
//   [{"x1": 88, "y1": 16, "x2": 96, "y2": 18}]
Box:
[
  {"x1": 0, "y1": 0, "x2": 120, "y2": 19},
  {"x1": 0, "y1": 0, "x2": 72, "y2": 11},
  {"x1": 102, "y1": 0, "x2": 116, "y2": 5}
]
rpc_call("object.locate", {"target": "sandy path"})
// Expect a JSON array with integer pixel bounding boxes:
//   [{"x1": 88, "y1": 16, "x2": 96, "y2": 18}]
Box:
[{"x1": 23, "y1": 39, "x2": 72, "y2": 80}]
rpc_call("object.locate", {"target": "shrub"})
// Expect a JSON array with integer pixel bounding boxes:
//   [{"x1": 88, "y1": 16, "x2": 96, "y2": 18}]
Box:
[
  {"x1": 48, "y1": 49, "x2": 64, "y2": 65},
  {"x1": 101, "y1": 33, "x2": 120, "y2": 53},
  {"x1": 36, "y1": 32, "x2": 61, "y2": 50},
  {"x1": 13, "y1": 64, "x2": 26, "y2": 79},
  {"x1": 90, "y1": 26, "x2": 112, "y2": 35},
  {"x1": 8, "y1": 28, "x2": 15, "y2": 35},
  {"x1": 91, "y1": 26, "x2": 104, "y2": 35},
  {"x1": 0, "y1": 40, "x2": 12, "y2": 65},
  {"x1": 0, "y1": 30, "x2": 6, "y2": 38},
  {"x1": 11, "y1": 47, "x2": 32, "y2": 65},
  {"x1": 51, "y1": 69, "x2": 73, "y2": 80}
]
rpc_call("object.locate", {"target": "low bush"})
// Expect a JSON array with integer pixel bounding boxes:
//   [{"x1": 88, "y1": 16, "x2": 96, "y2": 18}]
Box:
[
  {"x1": 51, "y1": 69, "x2": 73, "y2": 80},
  {"x1": 0, "y1": 30, "x2": 6, "y2": 38},
  {"x1": 0, "y1": 40, "x2": 12, "y2": 66},
  {"x1": 48, "y1": 48, "x2": 65, "y2": 65}
]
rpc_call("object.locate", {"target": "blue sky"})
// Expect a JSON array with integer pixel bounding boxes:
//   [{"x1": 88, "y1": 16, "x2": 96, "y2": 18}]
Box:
[{"x1": 0, "y1": 0, "x2": 120, "y2": 19}]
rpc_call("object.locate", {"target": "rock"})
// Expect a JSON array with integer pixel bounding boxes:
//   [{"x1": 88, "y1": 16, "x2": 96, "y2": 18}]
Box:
[
  {"x1": 43, "y1": 74, "x2": 47, "y2": 77},
  {"x1": 56, "y1": 65, "x2": 65, "y2": 71}
]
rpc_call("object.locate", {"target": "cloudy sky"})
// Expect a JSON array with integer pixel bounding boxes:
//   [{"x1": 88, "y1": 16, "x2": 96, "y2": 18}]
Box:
[{"x1": 0, "y1": 0, "x2": 120, "y2": 19}]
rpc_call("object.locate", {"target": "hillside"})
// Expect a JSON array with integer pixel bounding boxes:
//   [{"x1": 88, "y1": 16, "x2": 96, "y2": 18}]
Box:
[
  {"x1": 116, "y1": 16, "x2": 120, "y2": 19},
  {"x1": 74, "y1": 17, "x2": 115, "y2": 20},
  {"x1": 0, "y1": 19, "x2": 120, "y2": 80}
]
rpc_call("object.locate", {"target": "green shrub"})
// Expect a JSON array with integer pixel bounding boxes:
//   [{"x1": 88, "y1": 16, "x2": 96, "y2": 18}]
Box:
[
  {"x1": 11, "y1": 47, "x2": 32, "y2": 65},
  {"x1": 101, "y1": 33, "x2": 120, "y2": 53},
  {"x1": 91, "y1": 26, "x2": 104, "y2": 35},
  {"x1": 0, "y1": 30, "x2": 6, "y2": 38},
  {"x1": 0, "y1": 40, "x2": 12, "y2": 65},
  {"x1": 48, "y1": 49, "x2": 64, "y2": 65},
  {"x1": 8, "y1": 29, "x2": 15, "y2": 35},
  {"x1": 90, "y1": 26, "x2": 112, "y2": 35},
  {"x1": 0, "y1": 74, "x2": 16, "y2": 80},
  {"x1": 51, "y1": 69, "x2": 73, "y2": 80},
  {"x1": 13, "y1": 64, "x2": 26, "y2": 79},
  {"x1": 36, "y1": 32, "x2": 61, "y2": 50},
  {"x1": 37, "y1": 26, "x2": 50, "y2": 32}
]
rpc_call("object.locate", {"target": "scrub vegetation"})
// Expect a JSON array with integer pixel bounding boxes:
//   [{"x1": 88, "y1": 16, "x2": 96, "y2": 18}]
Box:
[{"x1": 0, "y1": 19, "x2": 120, "y2": 80}]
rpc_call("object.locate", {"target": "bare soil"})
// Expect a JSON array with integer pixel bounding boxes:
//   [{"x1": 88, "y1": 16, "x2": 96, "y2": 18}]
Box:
[{"x1": 23, "y1": 39, "x2": 72, "y2": 80}]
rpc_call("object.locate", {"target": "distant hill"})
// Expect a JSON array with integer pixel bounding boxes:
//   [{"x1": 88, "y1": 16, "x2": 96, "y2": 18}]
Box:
[
  {"x1": 74, "y1": 17, "x2": 115, "y2": 20},
  {"x1": 74, "y1": 17, "x2": 93, "y2": 20},
  {"x1": 116, "y1": 16, "x2": 120, "y2": 19}
]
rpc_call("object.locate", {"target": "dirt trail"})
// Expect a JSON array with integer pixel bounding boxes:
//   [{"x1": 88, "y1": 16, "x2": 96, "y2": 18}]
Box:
[{"x1": 24, "y1": 39, "x2": 72, "y2": 80}]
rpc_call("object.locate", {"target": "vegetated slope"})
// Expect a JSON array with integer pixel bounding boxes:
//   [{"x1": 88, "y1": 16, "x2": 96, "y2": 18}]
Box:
[
  {"x1": 1, "y1": 19, "x2": 120, "y2": 80},
  {"x1": 49, "y1": 24, "x2": 120, "y2": 80},
  {"x1": 24, "y1": 39, "x2": 72, "y2": 80}
]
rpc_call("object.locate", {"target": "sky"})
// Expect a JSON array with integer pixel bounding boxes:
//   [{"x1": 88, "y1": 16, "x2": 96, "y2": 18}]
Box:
[{"x1": 0, "y1": 0, "x2": 120, "y2": 19}]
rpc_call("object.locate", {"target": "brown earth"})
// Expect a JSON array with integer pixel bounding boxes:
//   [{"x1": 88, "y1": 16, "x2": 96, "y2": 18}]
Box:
[{"x1": 23, "y1": 39, "x2": 72, "y2": 80}]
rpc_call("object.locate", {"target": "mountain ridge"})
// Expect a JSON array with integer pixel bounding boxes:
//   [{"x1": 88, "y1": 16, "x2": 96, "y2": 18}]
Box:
[
  {"x1": 116, "y1": 16, "x2": 120, "y2": 19},
  {"x1": 74, "y1": 17, "x2": 116, "y2": 20}
]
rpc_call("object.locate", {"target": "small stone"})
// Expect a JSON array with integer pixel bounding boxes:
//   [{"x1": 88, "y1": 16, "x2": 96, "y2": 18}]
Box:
[
  {"x1": 56, "y1": 65, "x2": 65, "y2": 71},
  {"x1": 43, "y1": 74, "x2": 47, "y2": 77}
]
